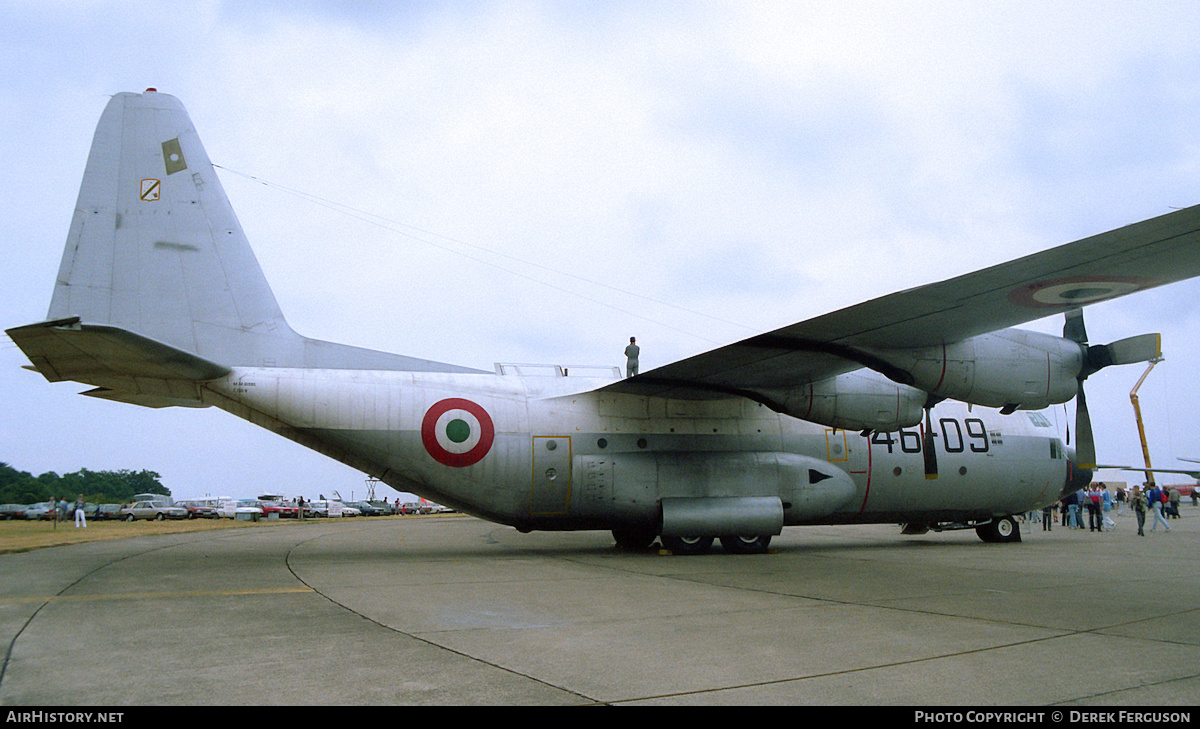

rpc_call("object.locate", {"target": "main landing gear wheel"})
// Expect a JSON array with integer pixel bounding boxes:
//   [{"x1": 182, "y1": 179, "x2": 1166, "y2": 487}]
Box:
[
  {"x1": 976, "y1": 516, "x2": 1022, "y2": 543},
  {"x1": 719, "y1": 535, "x2": 773, "y2": 554},
  {"x1": 660, "y1": 535, "x2": 714, "y2": 555},
  {"x1": 612, "y1": 528, "x2": 657, "y2": 550}
]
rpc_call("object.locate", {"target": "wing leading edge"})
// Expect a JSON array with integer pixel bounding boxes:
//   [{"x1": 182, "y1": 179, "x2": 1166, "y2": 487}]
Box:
[{"x1": 604, "y1": 203, "x2": 1200, "y2": 400}]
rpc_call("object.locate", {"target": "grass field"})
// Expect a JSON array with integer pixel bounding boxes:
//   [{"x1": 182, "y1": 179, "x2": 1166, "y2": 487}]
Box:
[
  {"x1": 0, "y1": 516, "x2": 276, "y2": 554},
  {"x1": 0, "y1": 513, "x2": 461, "y2": 555}
]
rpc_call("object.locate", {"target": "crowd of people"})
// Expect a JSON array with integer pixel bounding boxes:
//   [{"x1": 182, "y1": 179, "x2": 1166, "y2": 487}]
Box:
[{"x1": 1043, "y1": 482, "x2": 1186, "y2": 536}]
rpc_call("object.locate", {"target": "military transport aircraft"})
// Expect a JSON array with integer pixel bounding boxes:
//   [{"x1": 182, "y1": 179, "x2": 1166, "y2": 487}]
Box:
[{"x1": 9, "y1": 90, "x2": 1200, "y2": 553}]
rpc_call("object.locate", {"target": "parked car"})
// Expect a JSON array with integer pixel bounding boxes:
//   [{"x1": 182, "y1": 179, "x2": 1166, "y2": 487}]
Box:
[
  {"x1": 94, "y1": 504, "x2": 124, "y2": 521},
  {"x1": 24, "y1": 502, "x2": 57, "y2": 520},
  {"x1": 307, "y1": 500, "x2": 348, "y2": 517},
  {"x1": 176, "y1": 501, "x2": 220, "y2": 519},
  {"x1": 73, "y1": 503, "x2": 100, "y2": 519},
  {"x1": 366, "y1": 501, "x2": 395, "y2": 516},
  {"x1": 0, "y1": 504, "x2": 27, "y2": 520},
  {"x1": 259, "y1": 501, "x2": 300, "y2": 519},
  {"x1": 347, "y1": 501, "x2": 384, "y2": 516},
  {"x1": 234, "y1": 500, "x2": 266, "y2": 521},
  {"x1": 209, "y1": 499, "x2": 264, "y2": 520},
  {"x1": 119, "y1": 501, "x2": 188, "y2": 521}
]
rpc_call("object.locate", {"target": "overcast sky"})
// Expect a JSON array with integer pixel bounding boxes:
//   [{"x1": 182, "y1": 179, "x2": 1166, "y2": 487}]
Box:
[{"x1": 2, "y1": 1, "x2": 1199, "y2": 503}]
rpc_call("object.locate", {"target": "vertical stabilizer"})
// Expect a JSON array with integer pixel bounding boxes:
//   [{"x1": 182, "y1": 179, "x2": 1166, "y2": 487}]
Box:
[
  {"x1": 41, "y1": 90, "x2": 481, "y2": 374},
  {"x1": 48, "y1": 90, "x2": 296, "y2": 365}
]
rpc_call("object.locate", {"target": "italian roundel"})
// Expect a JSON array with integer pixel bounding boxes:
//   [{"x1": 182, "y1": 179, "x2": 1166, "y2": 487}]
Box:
[
  {"x1": 421, "y1": 398, "x2": 495, "y2": 467},
  {"x1": 1008, "y1": 276, "x2": 1155, "y2": 308}
]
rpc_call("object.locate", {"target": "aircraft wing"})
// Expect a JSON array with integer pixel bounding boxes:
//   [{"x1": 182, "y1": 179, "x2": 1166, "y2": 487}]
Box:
[
  {"x1": 1100, "y1": 465, "x2": 1200, "y2": 479},
  {"x1": 604, "y1": 203, "x2": 1200, "y2": 399}
]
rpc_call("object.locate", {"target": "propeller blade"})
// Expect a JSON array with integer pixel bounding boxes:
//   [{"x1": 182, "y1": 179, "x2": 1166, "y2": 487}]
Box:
[
  {"x1": 1075, "y1": 385, "x2": 1097, "y2": 469},
  {"x1": 1063, "y1": 308, "x2": 1088, "y2": 344},
  {"x1": 1068, "y1": 309, "x2": 1162, "y2": 378},
  {"x1": 1082, "y1": 333, "x2": 1161, "y2": 378},
  {"x1": 1100, "y1": 333, "x2": 1162, "y2": 366},
  {"x1": 1062, "y1": 309, "x2": 1151, "y2": 471}
]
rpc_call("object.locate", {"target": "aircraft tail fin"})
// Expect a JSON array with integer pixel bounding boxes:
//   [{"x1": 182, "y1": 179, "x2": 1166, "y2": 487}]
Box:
[
  {"x1": 14, "y1": 90, "x2": 482, "y2": 386},
  {"x1": 46, "y1": 90, "x2": 297, "y2": 367}
]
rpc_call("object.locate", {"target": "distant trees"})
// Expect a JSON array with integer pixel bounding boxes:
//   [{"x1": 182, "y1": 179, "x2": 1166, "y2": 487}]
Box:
[
  {"x1": 0, "y1": 464, "x2": 46, "y2": 504},
  {"x1": 0, "y1": 463, "x2": 170, "y2": 504}
]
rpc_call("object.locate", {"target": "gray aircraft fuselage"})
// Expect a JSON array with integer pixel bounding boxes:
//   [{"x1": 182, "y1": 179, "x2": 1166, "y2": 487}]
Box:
[{"x1": 202, "y1": 367, "x2": 1071, "y2": 533}]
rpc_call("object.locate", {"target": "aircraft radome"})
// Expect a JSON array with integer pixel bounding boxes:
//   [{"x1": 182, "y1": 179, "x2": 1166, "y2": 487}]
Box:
[{"x1": 9, "y1": 90, "x2": 1200, "y2": 554}]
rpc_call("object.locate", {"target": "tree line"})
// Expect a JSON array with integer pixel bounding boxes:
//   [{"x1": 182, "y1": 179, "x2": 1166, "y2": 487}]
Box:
[{"x1": 0, "y1": 462, "x2": 170, "y2": 505}]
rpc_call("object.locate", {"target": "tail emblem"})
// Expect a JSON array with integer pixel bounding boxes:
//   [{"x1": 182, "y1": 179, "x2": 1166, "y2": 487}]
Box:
[
  {"x1": 421, "y1": 398, "x2": 495, "y2": 467},
  {"x1": 139, "y1": 179, "x2": 160, "y2": 202}
]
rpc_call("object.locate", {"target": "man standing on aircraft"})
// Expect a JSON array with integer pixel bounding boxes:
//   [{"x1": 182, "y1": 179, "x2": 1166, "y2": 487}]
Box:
[{"x1": 624, "y1": 337, "x2": 640, "y2": 378}]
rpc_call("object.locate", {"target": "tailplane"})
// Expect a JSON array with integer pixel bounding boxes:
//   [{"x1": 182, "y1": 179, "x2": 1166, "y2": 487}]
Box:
[{"x1": 9, "y1": 90, "x2": 480, "y2": 406}]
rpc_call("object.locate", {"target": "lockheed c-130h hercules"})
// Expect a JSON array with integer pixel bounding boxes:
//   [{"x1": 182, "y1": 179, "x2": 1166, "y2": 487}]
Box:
[{"x1": 9, "y1": 90, "x2": 1200, "y2": 554}]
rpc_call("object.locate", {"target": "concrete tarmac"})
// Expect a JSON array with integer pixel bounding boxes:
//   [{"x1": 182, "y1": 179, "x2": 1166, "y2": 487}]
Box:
[{"x1": 1, "y1": 506, "x2": 1197, "y2": 706}]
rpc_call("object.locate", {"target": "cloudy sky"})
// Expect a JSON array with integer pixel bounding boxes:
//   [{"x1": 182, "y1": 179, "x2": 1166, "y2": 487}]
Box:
[{"x1": 3, "y1": 1, "x2": 1199, "y2": 503}]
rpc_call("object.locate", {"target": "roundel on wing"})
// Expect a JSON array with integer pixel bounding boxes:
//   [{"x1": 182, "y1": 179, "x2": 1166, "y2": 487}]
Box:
[
  {"x1": 421, "y1": 398, "x2": 495, "y2": 467},
  {"x1": 1008, "y1": 276, "x2": 1157, "y2": 308}
]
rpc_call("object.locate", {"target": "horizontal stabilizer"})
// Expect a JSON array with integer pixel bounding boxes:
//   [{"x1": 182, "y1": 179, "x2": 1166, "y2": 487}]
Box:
[{"x1": 6, "y1": 318, "x2": 229, "y2": 408}]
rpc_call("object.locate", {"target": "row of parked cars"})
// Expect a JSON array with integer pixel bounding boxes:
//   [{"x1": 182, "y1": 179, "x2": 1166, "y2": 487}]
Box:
[
  {"x1": 1, "y1": 502, "x2": 125, "y2": 521},
  {"x1": 172, "y1": 498, "x2": 453, "y2": 520},
  {"x1": 0, "y1": 500, "x2": 191, "y2": 522},
  {"x1": 0, "y1": 497, "x2": 453, "y2": 522},
  {"x1": 172, "y1": 498, "x2": 411, "y2": 520}
]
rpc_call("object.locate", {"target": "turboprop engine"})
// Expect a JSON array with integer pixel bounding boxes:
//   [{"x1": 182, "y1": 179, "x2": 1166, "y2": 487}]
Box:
[
  {"x1": 874, "y1": 329, "x2": 1084, "y2": 412},
  {"x1": 760, "y1": 371, "x2": 927, "y2": 433}
]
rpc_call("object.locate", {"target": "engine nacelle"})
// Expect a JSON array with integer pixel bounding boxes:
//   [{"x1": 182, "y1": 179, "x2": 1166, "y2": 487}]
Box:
[
  {"x1": 761, "y1": 370, "x2": 926, "y2": 432},
  {"x1": 872, "y1": 328, "x2": 1083, "y2": 410}
]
